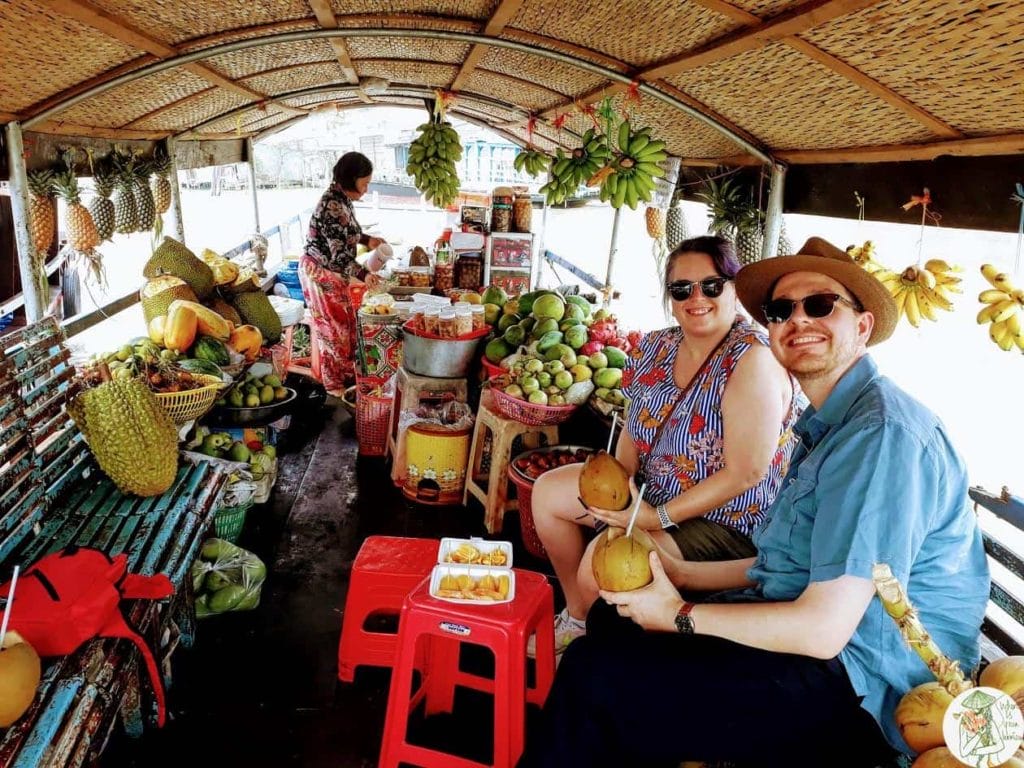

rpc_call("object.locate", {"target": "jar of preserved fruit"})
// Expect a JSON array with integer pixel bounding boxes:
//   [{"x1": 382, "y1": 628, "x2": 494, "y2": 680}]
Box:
[
  {"x1": 455, "y1": 253, "x2": 483, "y2": 289},
  {"x1": 438, "y1": 308, "x2": 458, "y2": 339},
  {"x1": 454, "y1": 306, "x2": 473, "y2": 337},
  {"x1": 422, "y1": 306, "x2": 441, "y2": 336},
  {"x1": 434, "y1": 263, "x2": 454, "y2": 293},
  {"x1": 513, "y1": 193, "x2": 533, "y2": 232},
  {"x1": 470, "y1": 304, "x2": 486, "y2": 331}
]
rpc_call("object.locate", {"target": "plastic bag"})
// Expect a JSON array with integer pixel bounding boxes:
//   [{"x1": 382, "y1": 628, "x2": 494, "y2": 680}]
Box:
[{"x1": 191, "y1": 539, "x2": 267, "y2": 617}]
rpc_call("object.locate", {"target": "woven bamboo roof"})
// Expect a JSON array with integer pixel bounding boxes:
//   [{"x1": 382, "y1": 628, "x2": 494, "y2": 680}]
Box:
[{"x1": 2, "y1": 0, "x2": 1023, "y2": 167}]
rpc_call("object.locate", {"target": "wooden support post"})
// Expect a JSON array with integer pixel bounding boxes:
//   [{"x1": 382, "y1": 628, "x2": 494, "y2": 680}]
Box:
[
  {"x1": 762, "y1": 163, "x2": 787, "y2": 261},
  {"x1": 603, "y1": 206, "x2": 622, "y2": 307},
  {"x1": 5, "y1": 122, "x2": 47, "y2": 322},
  {"x1": 245, "y1": 137, "x2": 261, "y2": 233},
  {"x1": 166, "y1": 136, "x2": 186, "y2": 242}
]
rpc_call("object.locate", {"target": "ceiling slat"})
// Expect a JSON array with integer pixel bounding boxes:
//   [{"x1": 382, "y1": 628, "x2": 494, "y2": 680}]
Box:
[
  {"x1": 450, "y1": 0, "x2": 525, "y2": 92},
  {"x1": 307, "y1": 0, "x2": 361, "y2": 90}
]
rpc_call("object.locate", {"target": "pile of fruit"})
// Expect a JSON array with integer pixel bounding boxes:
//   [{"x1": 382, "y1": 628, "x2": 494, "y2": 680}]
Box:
[
  {"x1": 598, "y1": 120, "x2": 668, "y2": 210},
  {"x1": 82, "y1": 337, "x2": 220, "y2": 393},
  {"x1": 442, "y1": 541, "x2": 509, "y2": 566},
  {"x1": 432, "y1": 571, "x2": 512, "y2": 601},
  {"x1": 216, "y1": 372, "x2": 289, "y2": 409},
  {"x1": 405, "y1": 120, "x2": 462, "y2": 208},
  {"x1": 513, "y1": 447, "x2": 593, "y2": 480},
  {"x1": 192, "y1": 538, "x2": 266, "y2": 617},
  {"x1": 540, "y1": 129, "x2": 613, "y2": 206},
  {"x1": 195, "y1": 430, "x2": 277, "y2": 480},
  {"x1": 977, "y1": 263, "x2": 1024, "y2": 352}
]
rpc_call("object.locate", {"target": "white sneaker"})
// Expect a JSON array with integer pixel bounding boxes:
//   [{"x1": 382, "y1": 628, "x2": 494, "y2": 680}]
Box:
[{"x1": 527, "y1": 608, "x2": 586, "y2": 658}]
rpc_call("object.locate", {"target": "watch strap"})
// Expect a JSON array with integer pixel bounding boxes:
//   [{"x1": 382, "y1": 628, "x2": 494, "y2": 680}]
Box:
[
  {"x1": 656, "y1": 503, "x2": 676, "y2": 530},
  {"x1": 674, "y1": 601, "x2": 695, "y2": 635}
]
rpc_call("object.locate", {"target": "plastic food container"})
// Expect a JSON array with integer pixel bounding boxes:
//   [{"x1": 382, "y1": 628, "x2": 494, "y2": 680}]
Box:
[
  {"x1": 429, "y1": 563, "x2": 516, "y2": 605},
  {"x1": 438, "y1": 537, "x2": 514, "y2": 568}
]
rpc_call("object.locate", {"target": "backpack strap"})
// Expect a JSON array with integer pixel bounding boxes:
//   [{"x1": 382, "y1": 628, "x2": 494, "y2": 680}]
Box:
[{"x1": 97, "y1": 609, "x2": 169, "y2": 727}]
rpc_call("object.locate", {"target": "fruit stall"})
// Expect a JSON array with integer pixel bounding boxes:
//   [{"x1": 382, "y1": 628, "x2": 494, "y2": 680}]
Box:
[{"x1": 1, "y1": 1, "x2": 1024, "y2": 767}]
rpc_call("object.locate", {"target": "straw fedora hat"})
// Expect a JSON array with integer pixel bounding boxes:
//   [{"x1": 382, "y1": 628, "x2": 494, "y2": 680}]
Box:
[{"x1": 735, "y1": 237, "x2": 897, "y2": 346}]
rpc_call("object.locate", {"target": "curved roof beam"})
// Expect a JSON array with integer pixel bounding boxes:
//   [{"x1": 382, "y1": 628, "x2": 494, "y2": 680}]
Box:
[{"x1": 21, "y1": 28, "x2": 774, "y2": 165}]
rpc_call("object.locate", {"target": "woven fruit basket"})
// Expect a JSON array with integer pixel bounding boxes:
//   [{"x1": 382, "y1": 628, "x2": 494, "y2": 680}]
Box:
[
  {"x1": 154, "y1": 374, "x2": 224, "y2": 424},
  {"x1": 486, "y1": 381, "x2": 577, "y2": 427}
]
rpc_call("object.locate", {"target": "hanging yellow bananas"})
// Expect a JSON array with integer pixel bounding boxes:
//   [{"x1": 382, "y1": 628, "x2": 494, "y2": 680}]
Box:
[
  {"x1": 599, "y1": 120, "x2": 668, "y2": 210},
  {"x1": 855, "y1": 242, "x2": 961, "y2": 328},
  {"x1": 977, "y1": 264, "x2": 1024, "y2": 352},
  {"x1": 513, "y1": 149, "x2": 550, "y2": 178},
  {"x1": 540, "y1": 129, "x2": 613, "y2": 206},
  {"x1": 406, "y1": 120, "x2": 462, "y2": 209}
]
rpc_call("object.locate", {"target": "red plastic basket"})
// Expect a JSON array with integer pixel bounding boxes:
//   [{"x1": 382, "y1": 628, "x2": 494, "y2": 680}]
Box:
[
  {"x1": 355, "y1": 375, "x2": 392, "y2": 457},
  {"x1": 487, "y1": 384, "x2": 578, "y2": 427},
  {"x1": 480, "y1": 355, "x2": 505, "y2": 379},
  {"x1": 507, "y1": 468, "x2": 547, "y2": 559}
]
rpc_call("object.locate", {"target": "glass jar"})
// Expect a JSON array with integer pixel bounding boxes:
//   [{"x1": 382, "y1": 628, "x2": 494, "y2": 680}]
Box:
[
  {"x1": 492, "y1": 185, "x2": 514, "y2": 232},
  {"x1": 438, "y1": 308, "x2": 458, "y2": 339},
  {"x1": 434, "y1": 263, "x2": 454, "y2": 293},
  {"x1": 410, "y1": 303, "x2": 425, "y2": 331},
  {"x1": 455, "y1": 253, "x2": 483, "y2": 289},
  {"x1": 454, "y1": 306, "x2": 473, "y2": 337},
  {"x1": 422, "y1": 306, "x2": 441, "y2": 336},
  {"x1": 408, "y1": 267, "x2": 432, "y2": 287},
  {"x1": 470, "y1": 304, "x2": 486, "y2": 331},
  {"x1": 513, "y1": 194, "x2": 533, "y2": 233}
]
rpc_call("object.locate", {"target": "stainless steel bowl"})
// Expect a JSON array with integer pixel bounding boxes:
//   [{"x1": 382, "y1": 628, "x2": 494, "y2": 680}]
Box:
[
  {"x1": 402, "y1": 332, "x2": 484, "y2": 378},
  {"x1": 208, "y1": 388, "x2": 298, "y2": 425}
]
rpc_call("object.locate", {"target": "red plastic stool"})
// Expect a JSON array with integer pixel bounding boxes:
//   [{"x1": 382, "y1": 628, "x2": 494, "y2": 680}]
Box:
[
  {"x1": 337, "y1": 536, "x2": 440, "y2": 682},
  {"x1": 378, "y1": 568, "x2": 555, "y2": 768}
]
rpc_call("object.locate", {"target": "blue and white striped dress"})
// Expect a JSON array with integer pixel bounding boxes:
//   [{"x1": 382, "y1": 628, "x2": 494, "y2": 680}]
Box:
[{"x1": 621, "y1": 318, "x2": 800, "y2": 537}]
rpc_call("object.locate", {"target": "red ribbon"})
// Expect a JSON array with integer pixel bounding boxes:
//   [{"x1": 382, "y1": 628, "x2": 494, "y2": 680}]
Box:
[
  {"x1": 575, "y1": 100, "x2": 600, "y2": 131},
  {"x1": 901, "y1": 188, "x2": 931, "y2": 211},
  {"x1": 526, "y1": 115, "x2": 537, "y2": 147},
  {"x1": 552, "y1": 113, "x2": 568, "y2": 131},
  {"x1": 624, "y1": 80, "x2": 642, "y2": 115}
]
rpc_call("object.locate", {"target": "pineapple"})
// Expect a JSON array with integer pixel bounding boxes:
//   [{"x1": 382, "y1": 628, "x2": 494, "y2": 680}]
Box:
[
  {"x1": 27, "y1": 169, "x2": 56, "y2": 254},
  {"x1": 88, "y1": 155, "x2": 116, "y2": 242},
  {"x1": 696, "y1": 175, "x2": 788, "y2": 265},
  {"x1": 665, "y1": 201, "x2": 690, "y2": 252},
  {"x1": 52, "y1": 169, "x2": 100, "y2": 252},
  {"x1": 132, "y1": 158, "x2": 156, "y2": 232},
  {"x1": 111, "y1": 151, "x2": 138, "y2": 235},
  {"x1": 644, "y1": 206, "x2": 665, "y2": 239},
  {"x1": 150, "y1": 148, "x2": 172, "y2": 215}
]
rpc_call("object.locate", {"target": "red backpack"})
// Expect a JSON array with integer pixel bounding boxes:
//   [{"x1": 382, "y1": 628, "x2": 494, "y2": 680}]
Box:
[{"x1": 0, "y1": 546, "x2": 174, "y2": 726}]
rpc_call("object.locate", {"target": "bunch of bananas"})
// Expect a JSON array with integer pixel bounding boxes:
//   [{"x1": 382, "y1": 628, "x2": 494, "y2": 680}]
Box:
[
  {"x1": 406, "y1": 120, "x2": 462, "y2": 208},
  {"x1": 539, "y1": 129, "x2": 612, "y2": 205},
  {"x1": 848, "y1": 241, "x2": 889, "y2": 275},
  {"x1": 513, "y1": 149, "x2": 550, "y2": 178},
  {"x1": 977, "y1": 264, "x2": 1024, "y2": 352},
  {"x1": 870, "y1": 256, "x2": 961, "y2": 328},
  {"x1": 599, "y1": 120, "x2": 668, "y2": 210}
]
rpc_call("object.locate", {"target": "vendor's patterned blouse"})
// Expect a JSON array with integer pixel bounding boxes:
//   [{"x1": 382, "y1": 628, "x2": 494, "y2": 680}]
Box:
[
  {"x1": 304, "y1": 183, "x2": 365, "y2": 279},
  {"x1": 621, "y1": 318, "x2": 801, "y2": 537}
]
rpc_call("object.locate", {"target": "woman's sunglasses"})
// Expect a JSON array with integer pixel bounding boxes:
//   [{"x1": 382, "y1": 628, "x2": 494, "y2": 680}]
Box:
[
  {"x1": 762, "y1": 293, "x2": 862, "y2": 324},
  {"x1": 667, "y1": 277, "x2": 731, "y2": 302}
]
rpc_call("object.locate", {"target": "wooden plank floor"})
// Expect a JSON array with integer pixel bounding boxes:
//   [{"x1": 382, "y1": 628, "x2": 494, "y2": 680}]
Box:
[{"x1": 102, "y1": 381, "x2": 555, "y2": 767}]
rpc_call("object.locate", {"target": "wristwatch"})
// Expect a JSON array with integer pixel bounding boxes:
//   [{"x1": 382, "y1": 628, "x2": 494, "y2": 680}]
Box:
[
  {"x1": 674, "y1": 602, "x2": 695, "y2": 635},
  {"x1": 656, "y1": 503, "x2": 676, "y2": 530}
]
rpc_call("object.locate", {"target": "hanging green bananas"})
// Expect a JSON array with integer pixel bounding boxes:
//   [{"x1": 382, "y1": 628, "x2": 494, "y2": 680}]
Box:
[
  {"x1": 513, "y1": 149, "x2": 551, "y2": 178},
  {"x1": 538, "y1": 129, "x2": 613, "y2": 206},
  {"x1": 599, "y1": 120, "x2": 669, "y2": 210},
  {"x1": 406, "y1": 120, "x2": 463, "y2": 208}
]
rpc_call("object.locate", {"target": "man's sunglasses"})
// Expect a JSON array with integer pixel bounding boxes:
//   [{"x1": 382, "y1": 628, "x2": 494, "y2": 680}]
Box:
[
  {"x1": 667, "y1": 277, "x2": 731, "y2": 301},
  {"x1": 762, "y1": 293, "x2": 862, "y2": 324}
]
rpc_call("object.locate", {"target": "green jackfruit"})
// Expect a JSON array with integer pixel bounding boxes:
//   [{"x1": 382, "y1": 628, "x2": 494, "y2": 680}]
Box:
[
  {"x1": 206, "y1": 296, "x2": 242, "y2": 326},
  {"x1": 231, "y1": 291, "x2": 282, "y2": 344},
  {"x1": 144, "y1": 237, "x2": 215, "y2": 299},
  {"x1": 67, "y1": 378, "x2": 179, "y2": 497},
  {"x1": 139, "y1": 276, "x2": 198, "y2": 323}
]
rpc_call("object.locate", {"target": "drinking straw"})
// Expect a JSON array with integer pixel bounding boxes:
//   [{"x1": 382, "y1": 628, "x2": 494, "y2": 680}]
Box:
[
  {"x1": 625, "y1": 483, "x2": 647, "y2": 539},
  {"x1": 0, "y1": 565, "x2": 20, "y2": 648},
  {"x1": 606, "y1": 411, "x2": 618, "y2": 453}
]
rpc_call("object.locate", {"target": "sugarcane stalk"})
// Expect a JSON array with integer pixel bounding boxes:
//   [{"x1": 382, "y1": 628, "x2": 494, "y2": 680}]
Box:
[{"x1": 872, "y1": 563, "x2": 973, "y2": 697}]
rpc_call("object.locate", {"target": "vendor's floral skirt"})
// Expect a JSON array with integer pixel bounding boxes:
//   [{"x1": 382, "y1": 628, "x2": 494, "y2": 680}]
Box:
[{"x1": 299, "y1": 255, "x2": 356, "y2": 395}]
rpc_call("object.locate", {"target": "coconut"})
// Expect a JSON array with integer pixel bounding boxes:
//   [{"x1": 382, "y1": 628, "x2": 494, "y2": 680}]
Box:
[
  {"x1": 896, "y1": 682, "x2": 954, "y2": 753},
  {"x1": 578, "y1": 450, "x2": 630, "y2": 511},
  {"x1": 980, "y1": 655, "x2": 1024, "y2": 713},
  {"x1": 0, "y1": 630, "x2": 41, "y2": 727},
  {"x1": 591, "y1": 526, "x2": 655, "y2": 592}
]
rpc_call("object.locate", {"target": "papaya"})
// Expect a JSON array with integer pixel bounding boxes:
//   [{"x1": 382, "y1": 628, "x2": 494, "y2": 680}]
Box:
[{"x1": 168, "y1": 299, "x2": 232, "y2": 340}]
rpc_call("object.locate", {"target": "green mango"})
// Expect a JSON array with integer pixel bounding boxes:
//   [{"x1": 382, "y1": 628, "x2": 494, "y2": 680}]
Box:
[
  {"x1": 536, "y1": 331, "x2": 564, "y2": 354},
  {"x1": 208, "y1": 584, "x2": 248, "y2": 613},
  {"x1": 565, "y1": 295, "x2": 592, "y2": 318}
]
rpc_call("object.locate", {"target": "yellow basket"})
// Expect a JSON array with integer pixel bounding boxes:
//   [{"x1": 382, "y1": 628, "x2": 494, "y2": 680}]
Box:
[{"x1": 154, "y1": 374, "x2": 223, "y2": 424}]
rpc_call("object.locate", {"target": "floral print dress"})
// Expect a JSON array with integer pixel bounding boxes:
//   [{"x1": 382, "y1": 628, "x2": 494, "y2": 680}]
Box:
[
  {"x1": 300, "y1": 183, "x2": 369, "y2": 393},
  {"x1": 621, "y1": 318, "x2": 801, "y2": 537}
]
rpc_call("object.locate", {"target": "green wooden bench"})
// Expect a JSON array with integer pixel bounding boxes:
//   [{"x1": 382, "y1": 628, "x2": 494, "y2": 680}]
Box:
[{"x1": 0, "y1": 318, "x2": 228, "y2": 767}]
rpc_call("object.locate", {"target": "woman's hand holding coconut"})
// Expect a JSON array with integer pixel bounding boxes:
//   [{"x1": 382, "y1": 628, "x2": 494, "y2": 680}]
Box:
[
  {"x1": 599, "y1": 551, "x2": 685, "y2": 633},
  {"x1": 584, "y1": 477, "x2": 657, "y2": 531}
]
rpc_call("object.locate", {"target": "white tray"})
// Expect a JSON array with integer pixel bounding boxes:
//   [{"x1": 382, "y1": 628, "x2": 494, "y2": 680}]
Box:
[
  {"x1": 438, "y1": 537, "x2": 513, "y2": 568},
  {"x1": 429, "y1": 564, "x2": 516, "y2": 605}
]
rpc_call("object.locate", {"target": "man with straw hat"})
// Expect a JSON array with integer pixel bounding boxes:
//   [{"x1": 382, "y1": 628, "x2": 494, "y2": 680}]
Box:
[{"x1": 519, "y1": 238, "x2": 990, "y2": 767}]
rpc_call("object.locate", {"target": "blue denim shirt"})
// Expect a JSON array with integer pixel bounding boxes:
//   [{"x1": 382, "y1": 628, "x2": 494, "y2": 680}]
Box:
[{"x1": 743, "y1": 355, "x2": 990, "y2": 753}]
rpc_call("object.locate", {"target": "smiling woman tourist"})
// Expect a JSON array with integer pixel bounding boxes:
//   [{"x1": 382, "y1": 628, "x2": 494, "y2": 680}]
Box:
[{"x1": 529, "y1": 235, "x2": 802, "y2": 655}]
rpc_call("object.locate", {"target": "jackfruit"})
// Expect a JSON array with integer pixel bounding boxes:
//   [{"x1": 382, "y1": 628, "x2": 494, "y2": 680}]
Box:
[
  {"x1": 221, "y1": 267, "x2": 262, "y2": 295},
  {"x1": 140, "y1": 276, "x2": 198, "y2": 323},
  {"x1": 231, "y1": 291, "x2": 282, "y2": 344},
  {"x1": 67, "y1": 379, "x2": 179, "y2": 497},
  {"x1": 144, "y1": 237, "x2": 215, "y2": 299},
  {"x1": 198, "y1": 248, "x2": 241, "y2": 286},
  {"x1": 206, "y1": 296, "x2": 242, "y2": 326}
]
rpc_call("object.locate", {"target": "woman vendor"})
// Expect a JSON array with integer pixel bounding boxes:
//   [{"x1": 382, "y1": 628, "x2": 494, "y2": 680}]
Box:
[
  {"x1": 300, "y1": 151, "x2": 388, "y2": 395},
  {"x1": 530, "y1": 235, "x2": 800, "y2": 655}
]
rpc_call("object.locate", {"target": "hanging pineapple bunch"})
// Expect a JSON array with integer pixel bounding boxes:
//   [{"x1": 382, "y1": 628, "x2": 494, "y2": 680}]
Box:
[
  {"x1": 53, "y1": 149, "x2": 104, "y2": 285},
  {"x1": 696, "y1": 174, "x2": 791, "y2": 265},
  {"x1": 150, "y1": 147, "x2": 173, "y2": 215},
  {"x1": 111, "y1": 149, "x2": 139, "y2": 235},
  {"x1": 644, "y1": 206, "x2": 665, "y2": 239},
  {"x1": 132, "y1": 156, "x2": 156, "y2": 233},
  {"x1": 87, "y1": 153, "x2": 117, "y2": 243},
  {"x1": 27, "y1": 169, "x2": 57, "y2": 256}
]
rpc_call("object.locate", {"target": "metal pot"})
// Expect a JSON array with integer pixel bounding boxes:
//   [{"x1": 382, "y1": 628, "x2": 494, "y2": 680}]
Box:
[{"x1": 402, "y1": 332, "x2": 483, "y2": 378}]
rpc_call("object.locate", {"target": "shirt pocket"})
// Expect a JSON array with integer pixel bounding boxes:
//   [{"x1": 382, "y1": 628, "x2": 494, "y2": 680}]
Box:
[{"x1": 772, "y1": 477, "x2": 816, "y2": 551}]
